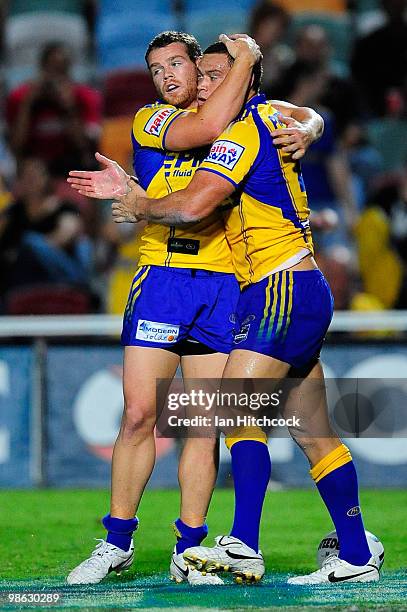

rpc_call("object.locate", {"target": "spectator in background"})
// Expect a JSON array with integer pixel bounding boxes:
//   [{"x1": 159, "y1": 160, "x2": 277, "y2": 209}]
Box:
[
  {"x1": 0, "y1": 1, "x2": 97, "y2": 67},
  {"x1": 0, "y1": 158, "x2": 92, "y2": 305},
  {"x1": 6, "y1": 42, "x2": 101, "y2": 178},
  {"x1": 278, "y1": 61, "x2": 359, "y2": 308},
  {"x1": 279, "y1": 62, "x2": 358, "y2": 230},
  {"x1": 288, "y1": 26, "x2": 382, "y2": 208},
  {"x1": 293, "y1": 25, "x2": 363, "y2": 138},
  {"x1": 351, "y1": 0, "x2": 407, "y2": 116},
  {"x1": 390, "y1": 169, "x2": 407, "y2": 276},
  {"x1": 0, "y1": 78, "x2": 16, "y2": 185},
  {"x1": 369, "y1": 171, "x2": 407, "y2": 307},
  {"x1": 0, "y1": 173, "x2": 12, "y2": 213},
  {"x1": 352, "y1": 174, "x2": 407, "y2": 312},
  {"x1": 249, "y1": 1, "x2": 293, "y2": 95},
  {"x1": 98, "y1": 217, "x2": 147, "y2": 315},
  {"x1": 342, "y1": 122, "x2": 383, "y2": 209}
]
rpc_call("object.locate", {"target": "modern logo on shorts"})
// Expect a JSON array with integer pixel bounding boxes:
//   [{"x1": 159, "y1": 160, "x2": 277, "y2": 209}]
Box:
[
  {"x1": 206, "y1": 140, "x2": 245, "y2": 170},
  {"x1": 136, "y1": 320, "x2": 179, "y2": 343},
  {"x1": 347, "y1": 505, "x2": 361, "y2": 517},
  {"x1": 144, "y1": 108, "x2": 176, "y2": 136}
]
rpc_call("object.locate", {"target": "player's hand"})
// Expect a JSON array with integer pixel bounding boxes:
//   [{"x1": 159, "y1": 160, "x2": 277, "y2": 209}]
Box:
[
  {"x1": 111, "y1": 179, "x2": 147, "y2": 223},
  {"x1": 67, "y1": 152, "x2": 130, "y2": 199},
  {"x1": 272, "y1": 116, "x2": 313, "y2": 160},
  {"x1": 219, "y1": 33, "x2": 262, "y2": 66}
]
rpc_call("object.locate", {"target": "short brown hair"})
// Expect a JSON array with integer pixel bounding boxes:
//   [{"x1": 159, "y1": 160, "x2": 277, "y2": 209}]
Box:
[{"x1": 145, "y1": 31, "x2": 202, "y2": 65}]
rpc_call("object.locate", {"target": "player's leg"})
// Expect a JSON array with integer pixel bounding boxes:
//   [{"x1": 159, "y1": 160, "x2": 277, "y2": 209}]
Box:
[
  {"x1": 183, "y1": 269, "x2": 330, "y2": 581},
  {"x1": 224, "y1": 351, "x2": 288, "y2": 554},
  {"x1": 184, "y1": 350, "x2": 289, "y2": 582},
  {"x1": 109, "y1": 346, "x2": 179, "y2": 519},
  {"x1": 170, "y1": 271, "x2": 239, "y2": 583},
  {"x1": 174, "y1": 269, "x2": 239, "y2": 542},
  {"x1": 67, "y1": 265, "x2": 185, "y2": 585},
  {"x1": 174, "y1": 352, "x2": 226, "y2": 542},
  {"x1": 286, "y1": 361, "x2": 377, "y2": 584},
  {"x1": 257, "y1": 268, "x2": 376, "y2": 583},
  {"x1": 67, "y1": 346, "x2": 179, "y2": 585},
  {"x1": 178, "y1": 353, "x2": 227, "y2": 523},
  {"x1": 170, "y1": 350, "x2": 228, "y2": 586}
]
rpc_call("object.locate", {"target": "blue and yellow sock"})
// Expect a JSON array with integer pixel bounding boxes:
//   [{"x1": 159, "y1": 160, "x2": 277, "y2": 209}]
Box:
[
  {"x1": 173, "y1": 518, "x2": 208, "y2": 554},
  {"x1": 311, "y1": 444, "x2": 371, "y2": 566},
  {"x1": 102, "y1": 514, "x2": 138, "y2": 552},
  {"x1": 226, "y1": 428, "x2": 271, "y2": 553}
]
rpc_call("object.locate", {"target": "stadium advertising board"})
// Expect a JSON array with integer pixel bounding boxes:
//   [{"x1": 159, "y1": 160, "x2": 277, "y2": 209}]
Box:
[
  {"x1": 1, "y1": 344, "x2": 406, "y2": 488},
  {"x1": 46, "y1": 346, "x2": 178, "y2": 487},
  {"x1": 0, "y1": 347, "x2": 33, "y2": 487}
]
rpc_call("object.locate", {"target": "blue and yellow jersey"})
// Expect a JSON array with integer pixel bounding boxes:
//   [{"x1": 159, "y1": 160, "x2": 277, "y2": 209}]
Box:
[
  {"x1": 132, "y1": 102, "x2": 233, "y2": 273},
  {"x1": 197, "y1": 93, "x2": 314, "y2": 288}
]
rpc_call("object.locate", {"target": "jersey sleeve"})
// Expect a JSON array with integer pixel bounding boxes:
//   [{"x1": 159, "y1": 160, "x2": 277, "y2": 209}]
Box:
[
  {"x1": 132, "y1": 103, "x2": 188, "y2": 150},
  {"x1": 197, "y1": 120, "x2": 260, "y2": 189}
]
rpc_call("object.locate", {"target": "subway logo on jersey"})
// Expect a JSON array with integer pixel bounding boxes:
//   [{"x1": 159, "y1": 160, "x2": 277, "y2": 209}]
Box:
[
  {"x1": 206, "y1": 140, "x2": 245, "y2": 170},
  {"x1": 144, "y1": 107, "x2": 176, "y2": 136}
]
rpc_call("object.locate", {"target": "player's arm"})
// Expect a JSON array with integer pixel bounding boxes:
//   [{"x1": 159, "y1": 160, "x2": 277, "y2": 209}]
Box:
[
  {"x1": 164, "y1": 35, "x2": 261, "y2": 150},
  {"x1": 112, "y1": 121, "x2": 257, "y2": 225},
  {"x1": 270, "y1": 100, "x2": 324, "y2": 160},
  {"x1": 112, "y1": 171, "x2": 234, "y2": 225}
]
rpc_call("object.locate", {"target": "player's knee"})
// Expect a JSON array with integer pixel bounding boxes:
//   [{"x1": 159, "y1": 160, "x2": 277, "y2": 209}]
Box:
[{"x1": 121, "y1": 399, "x2": 155, "y2": 438}]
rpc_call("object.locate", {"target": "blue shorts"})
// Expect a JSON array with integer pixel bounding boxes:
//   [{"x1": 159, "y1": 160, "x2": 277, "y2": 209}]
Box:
[
  {"x1": 121, "y1": 265, "x2": 240, "y2": 353},
  {"x1": 232, "y1": 269, "x2": 334, "y2": 368}
]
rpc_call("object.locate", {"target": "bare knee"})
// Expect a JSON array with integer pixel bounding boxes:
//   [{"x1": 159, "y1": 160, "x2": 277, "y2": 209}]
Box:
[{"x1": 120, "y1": 398, "x2": 156, "y2": 440}]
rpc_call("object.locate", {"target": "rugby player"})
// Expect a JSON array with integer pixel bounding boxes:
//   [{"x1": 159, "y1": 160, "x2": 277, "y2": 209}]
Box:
[
  {"x1": 67, "y1": 33, "x2": 324, "y2": 586},
  {"x1": 111, "y1": 43, "x2": 380, "y2": 585}
]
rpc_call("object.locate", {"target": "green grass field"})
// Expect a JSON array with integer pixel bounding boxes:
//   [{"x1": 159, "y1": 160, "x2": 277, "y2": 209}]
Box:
[{"x1": 1, "y1": 489, "x2": 406, "y2": 610}]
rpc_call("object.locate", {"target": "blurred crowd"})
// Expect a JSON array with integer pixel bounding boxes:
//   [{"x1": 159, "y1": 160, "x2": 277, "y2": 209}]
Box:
[{"x1": 0, "y1": 0, "x2": 406, "y2": 315}]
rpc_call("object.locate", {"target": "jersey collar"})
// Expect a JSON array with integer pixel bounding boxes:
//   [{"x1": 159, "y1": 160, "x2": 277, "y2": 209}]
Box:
[
  {"x1": 244, "y1": 92, "x2": 267, "y2": 111},
  {"x1": 236, "y1": 92, "x2": 267, "y2": 120}
]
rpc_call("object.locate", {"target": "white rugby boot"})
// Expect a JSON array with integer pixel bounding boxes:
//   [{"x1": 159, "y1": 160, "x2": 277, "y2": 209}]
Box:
[
  {"x1": 287, "y1": 554, "x2": 380, "y2": 585},
  {"x1": 183, "y1": 535, "x2": 265, "y2": 584},
  {"x1": 170, "y1": 547, "x2": 224, "y2": 585},
  {"x1": 67, "y1": 539, "x2": 134, "y2": 584}
]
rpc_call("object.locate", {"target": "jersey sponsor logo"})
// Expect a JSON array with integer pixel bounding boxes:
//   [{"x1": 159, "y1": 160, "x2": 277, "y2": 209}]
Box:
[
  {"x1": 206, "y1": 140, "x2": 245, "y2": 170},
  {"x1": 167, "y1": 237, "x2": 200, "y2": 255},
  {"x1": 233, "y1": 315, "x2": 255, "y2": 344},
  {"x1": 347, "y1": 505, "x2": 361, "y2": 517},
  {"x1": 136, "y1": 320, "x2": 179, "y2": 343},
  {"x1": 144, "y1": 108, "x2": 176, "y2": 136}
]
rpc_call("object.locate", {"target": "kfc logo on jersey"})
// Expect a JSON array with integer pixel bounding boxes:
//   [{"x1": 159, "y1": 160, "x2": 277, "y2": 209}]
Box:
[
  {"x1": 206, "y1": 140, "x2": 245, "y2": 170},
  {"x1": 144, "y1": 108, "x2": 176, "y2": 136}
]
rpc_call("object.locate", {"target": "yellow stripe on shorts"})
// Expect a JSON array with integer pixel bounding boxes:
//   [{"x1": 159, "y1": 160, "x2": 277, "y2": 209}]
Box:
[
  {"x1": 274, "y1": 270, "x2": 288, "y2": 338},
  {"x1": 258, "y1": 275, "x2": 273, "y2": 338},
  {"x1": 265, "y1": 272, "x2": 281, "y2": 340},
  {"x1": 282, "y1": 271, "x2": 294, "y2": 341},
  {"x1": 127, "y1": 265, "x2": 151, "y2": 316}
]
